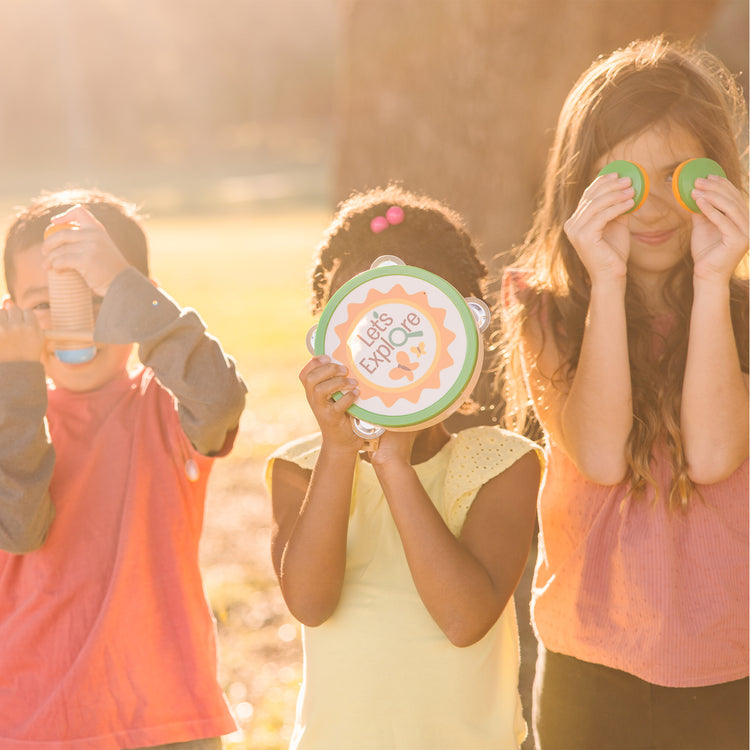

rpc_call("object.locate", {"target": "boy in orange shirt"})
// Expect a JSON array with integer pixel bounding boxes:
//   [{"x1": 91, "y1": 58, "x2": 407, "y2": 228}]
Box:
[{"x1": 0, "y1": 189, "x2": 246, "y2": 750}]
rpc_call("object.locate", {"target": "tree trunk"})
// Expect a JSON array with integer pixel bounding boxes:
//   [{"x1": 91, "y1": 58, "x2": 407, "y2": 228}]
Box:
[{"x1": 334, "y1": 0, "x2": 729, "y2": 272}]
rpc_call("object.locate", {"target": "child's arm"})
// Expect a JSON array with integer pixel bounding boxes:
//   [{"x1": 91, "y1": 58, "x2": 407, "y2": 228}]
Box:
[
  {"x1": 45, "y1": 205, "x2": 246, "y2": 455},
  {"x1": 270, "y1": 356, "x2": 362, "y2": 625},
  {"x1": 525, "y1": 172, "x2": 634, "y2": 484},
  {"x1": 372, "y1": 432, "x2": 540, "y2": 647},
  {"x1": 681, "y1": 176, "x2": 749, "y2": 482},
  {"x1": 95, "y1": 268, "x2": 246, "y2": 455},
  {"x1": 0, "y1": 305, "x2": 55, "y2": 553}
]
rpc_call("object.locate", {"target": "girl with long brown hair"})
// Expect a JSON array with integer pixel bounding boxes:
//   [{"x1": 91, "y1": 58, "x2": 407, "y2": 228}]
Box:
[{"x1": 499, "y1": 37, "x2": 748, "y2": 750}]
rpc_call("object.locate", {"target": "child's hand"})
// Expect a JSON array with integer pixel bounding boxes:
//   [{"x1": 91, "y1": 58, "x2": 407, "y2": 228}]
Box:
[
  {"x1": 43, "y1": 205, "x2": 130, "y2": 297},
  {"x1": 564, "y1": 172, "x2": 635, "y2": 284},
  {"x1": 300, "y1": 355, "x2": 362, "y2": 455},
  {"x1": 0, "y1": 298, "x2": 45, "y2": 363},
  {"x1": 689, "y1": 176, "x2": 749, "y2": 285},
  {"x1": 369, "y1": 429, "x2": 417, "y2": 468}
]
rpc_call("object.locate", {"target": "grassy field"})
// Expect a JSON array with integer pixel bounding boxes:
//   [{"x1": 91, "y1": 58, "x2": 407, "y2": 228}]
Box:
[
  {"x1": 147, "y1": 206, "x2": 327, "y2": 461},
  {"x1": 147, "y1": 206, "x2": 330, "y2": 749}
]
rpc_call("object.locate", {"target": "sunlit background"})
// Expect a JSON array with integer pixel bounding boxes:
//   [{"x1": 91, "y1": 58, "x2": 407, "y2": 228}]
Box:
[
  {"x1": 0, "y1": 0, "x2": 336, "y2": 211},
  {"x1": 0, "y1": 1, "x2": 746, "y2": 748}
]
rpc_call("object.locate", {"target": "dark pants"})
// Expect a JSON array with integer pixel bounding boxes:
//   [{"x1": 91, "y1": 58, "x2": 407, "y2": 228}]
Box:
[
  {"x1": 534, "y1": 647, "x2": 749, "y2": 750},
  {"x1": 127, "y1": 739, "x2": 222, "y2": 750}
]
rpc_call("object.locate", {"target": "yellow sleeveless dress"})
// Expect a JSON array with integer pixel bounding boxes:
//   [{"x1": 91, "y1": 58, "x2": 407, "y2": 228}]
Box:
[{"x1": 266, "y1": 426, "x2": 543, "y2": 750}]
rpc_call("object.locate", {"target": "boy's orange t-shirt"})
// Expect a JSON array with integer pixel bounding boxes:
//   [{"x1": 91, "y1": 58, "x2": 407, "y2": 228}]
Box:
[{"x1": 0, "y1": 368, "x2": 236, "y2": 749}]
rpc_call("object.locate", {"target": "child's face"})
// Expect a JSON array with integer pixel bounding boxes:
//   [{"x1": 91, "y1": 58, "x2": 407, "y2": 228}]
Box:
[
  {"x1": 12, "y1": 243, "x2": 132, "y2": 392},
  {"x1": 595, "y1": 121, "x2": 704, "y2": 283}
]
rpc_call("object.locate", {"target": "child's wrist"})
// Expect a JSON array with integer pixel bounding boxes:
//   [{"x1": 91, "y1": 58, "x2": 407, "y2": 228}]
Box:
[
  {"x1": 318, "y1": 440, "x2": 360, "y2": 463},
  {"x1": 692, "y1": 272, "x2": 733, "y2": 292},
  {"x1": 691, "y1": 275, "x2": 732, "y2": 307},
  {"x1": 589, "y1": 275, "x2": 627, "y2": 298},
  {"x1": 370, "y1": 451, "x2": 413, "y2": 473}
]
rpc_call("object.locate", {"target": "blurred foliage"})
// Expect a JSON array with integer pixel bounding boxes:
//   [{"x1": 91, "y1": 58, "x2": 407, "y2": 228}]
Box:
[{"x1": 0, "y1": 0, "x2": 337, "y2": 192}]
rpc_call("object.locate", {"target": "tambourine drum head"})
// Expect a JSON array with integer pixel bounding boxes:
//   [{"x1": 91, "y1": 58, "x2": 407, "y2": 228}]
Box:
[{"x1": 315, "y1": 265, "x2": 481, "y2": 430}]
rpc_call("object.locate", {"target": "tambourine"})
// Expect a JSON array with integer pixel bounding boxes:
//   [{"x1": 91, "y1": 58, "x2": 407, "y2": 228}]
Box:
[{"x1": 306, "y1": 256, "x2": 490, "y2": 441}]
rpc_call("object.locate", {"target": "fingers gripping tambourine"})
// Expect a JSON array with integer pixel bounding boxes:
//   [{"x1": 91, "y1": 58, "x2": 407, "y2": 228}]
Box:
[{"x1": 306, "y1": 256, "x2": 490, "y2": 441}]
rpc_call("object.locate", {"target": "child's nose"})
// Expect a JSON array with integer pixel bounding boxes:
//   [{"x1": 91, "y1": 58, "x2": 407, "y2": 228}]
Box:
[{"x1": 636, "y1": 177, "x2": 676, "y2": 219}]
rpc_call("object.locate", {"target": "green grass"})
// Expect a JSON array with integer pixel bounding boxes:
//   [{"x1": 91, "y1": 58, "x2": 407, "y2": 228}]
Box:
[{"x1": 147, "y1": 207, "x2": 329, "y2": 458}]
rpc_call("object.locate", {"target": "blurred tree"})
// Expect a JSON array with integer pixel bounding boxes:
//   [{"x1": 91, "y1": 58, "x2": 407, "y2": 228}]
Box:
[{"x1": 334, "y1": 0, "x2": 745, "y2": 271}]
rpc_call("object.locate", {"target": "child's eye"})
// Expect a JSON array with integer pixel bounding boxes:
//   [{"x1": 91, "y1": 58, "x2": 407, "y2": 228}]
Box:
[{"x1": 32, "y1": 301, "x2": 51, "y2": 311}]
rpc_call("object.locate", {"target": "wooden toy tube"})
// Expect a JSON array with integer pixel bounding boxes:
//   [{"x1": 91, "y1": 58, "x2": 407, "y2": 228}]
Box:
[{"x1": 44, "y1": 223, "x2": 96, "y2": 362}]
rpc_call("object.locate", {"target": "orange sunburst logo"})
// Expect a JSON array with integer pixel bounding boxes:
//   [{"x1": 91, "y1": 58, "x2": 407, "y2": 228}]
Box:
[{"x1": 332, "y1": 284, "x2": 455, "y2": 407}]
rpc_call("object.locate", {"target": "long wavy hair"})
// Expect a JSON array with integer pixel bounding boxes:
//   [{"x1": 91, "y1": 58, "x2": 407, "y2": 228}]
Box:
[{"x1": 499, "y1": 37, "x2": 749, "y2": 509}]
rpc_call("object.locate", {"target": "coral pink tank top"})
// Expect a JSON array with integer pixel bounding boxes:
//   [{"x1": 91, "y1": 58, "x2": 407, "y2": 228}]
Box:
[
  {"x1": 533, "y1": 443, "x2": 748, "y2": 687},
  {"x1": 501, "y1": 265, "x2": 749, "y2": 688}
]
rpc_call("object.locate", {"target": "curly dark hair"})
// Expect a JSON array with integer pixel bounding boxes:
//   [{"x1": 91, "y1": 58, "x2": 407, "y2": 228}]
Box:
[{"x1": 310, "y1": 184, "x2": 487, "y2": 314}]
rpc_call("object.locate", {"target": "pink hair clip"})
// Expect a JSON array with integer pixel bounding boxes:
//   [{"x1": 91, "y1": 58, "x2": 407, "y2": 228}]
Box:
[{"x1": 370, "y1": 205, "x2": 405, "y2": 234}]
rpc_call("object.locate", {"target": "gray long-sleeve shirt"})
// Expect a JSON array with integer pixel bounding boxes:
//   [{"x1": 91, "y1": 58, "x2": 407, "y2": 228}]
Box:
[{"x1": 0, "y1": 267, "x2": 247, "y2": 553}]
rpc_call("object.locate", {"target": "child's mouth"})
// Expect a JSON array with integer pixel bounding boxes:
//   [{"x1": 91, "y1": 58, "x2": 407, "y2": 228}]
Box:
[{"x1": 631, "y1": 229, "x2": 676, "y2": 246}]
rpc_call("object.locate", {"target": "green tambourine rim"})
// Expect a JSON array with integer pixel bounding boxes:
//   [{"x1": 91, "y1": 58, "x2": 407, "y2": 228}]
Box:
[{"x1": 315, "y1": 265, "x2": 479, "y2": 428}]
